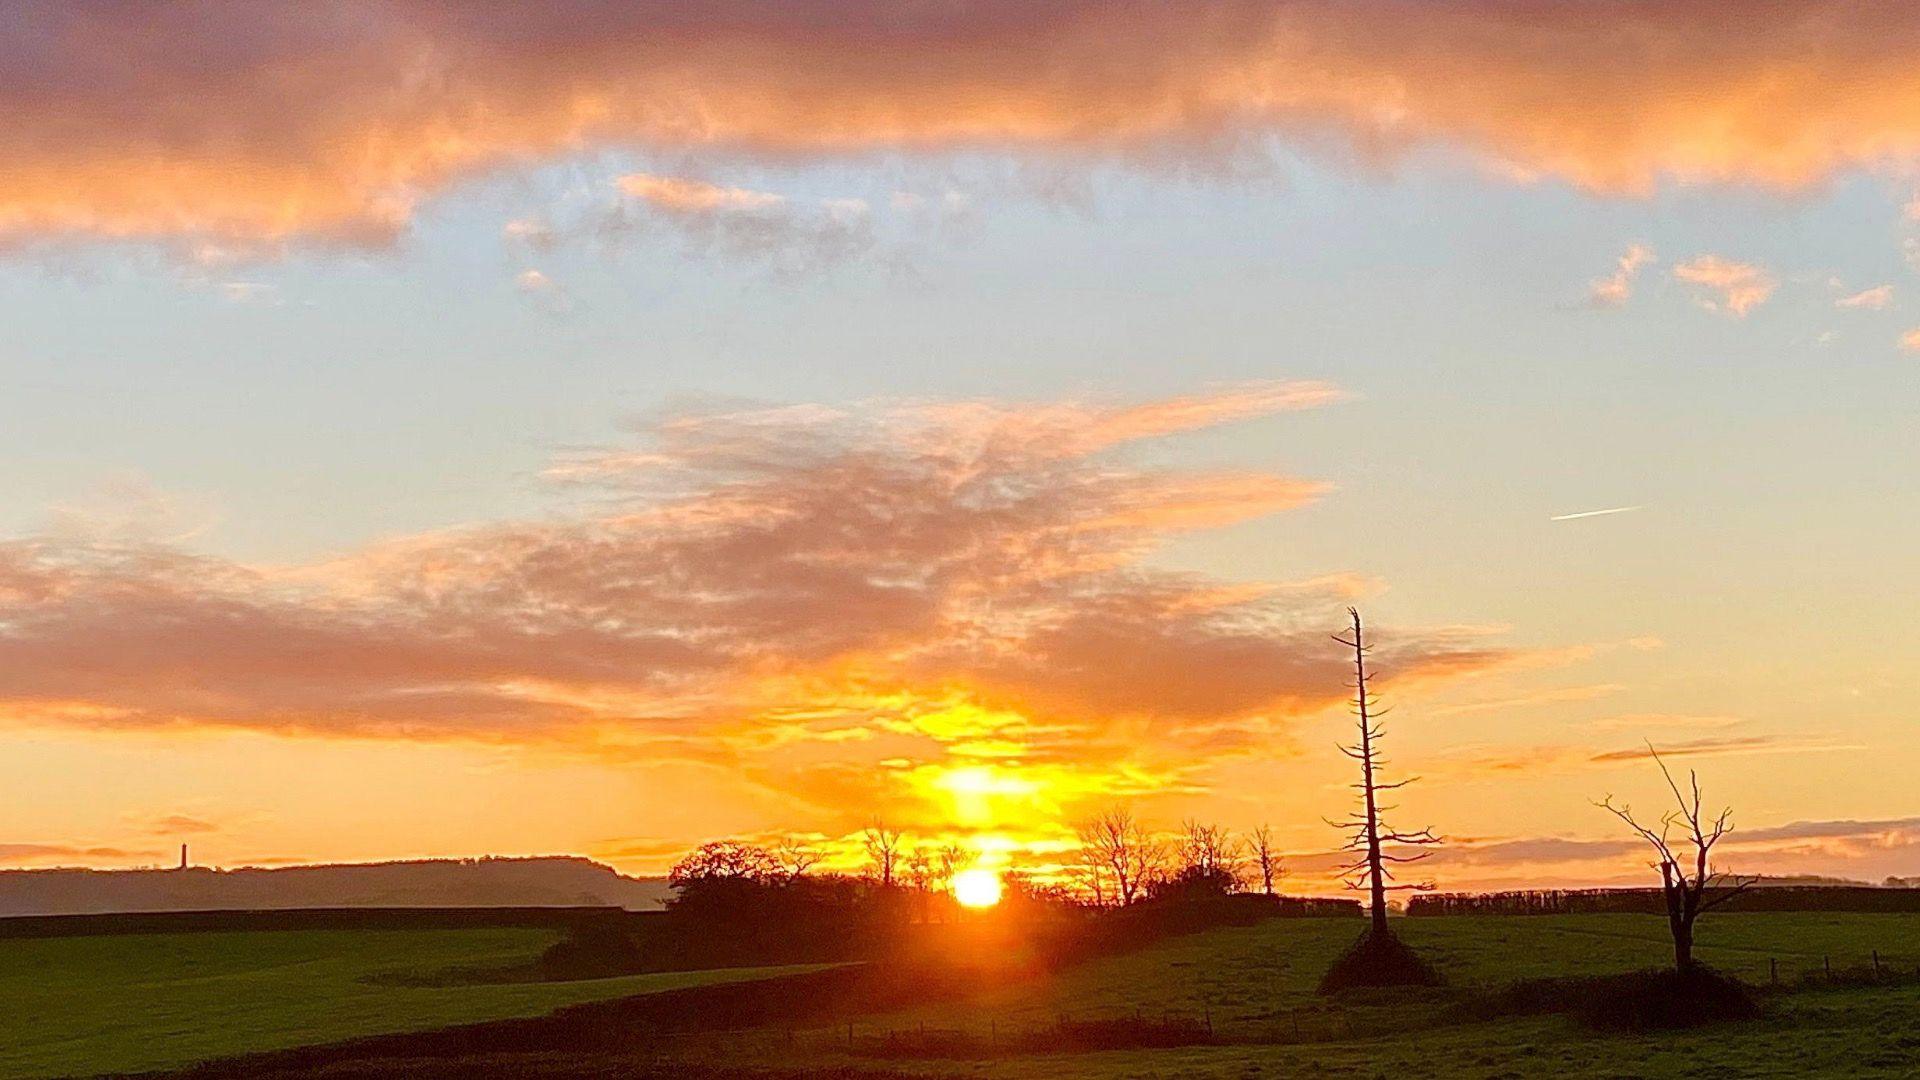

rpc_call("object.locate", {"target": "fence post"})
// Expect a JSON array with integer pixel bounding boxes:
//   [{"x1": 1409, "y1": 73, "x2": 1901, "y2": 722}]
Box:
[
  {"x1": 1873, "y1": 950, "x2": 1881, "y2": 976},
  {"x1": 1824, "y1": 955, "x2": 1832, "y2": 979},
  {"x1": 1769, "y1": 957, "x2": 1777, "y2": 984}
]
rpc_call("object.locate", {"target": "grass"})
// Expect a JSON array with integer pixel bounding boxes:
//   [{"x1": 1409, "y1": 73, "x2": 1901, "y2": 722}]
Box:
[
  {"x1": 10, "y1": 912, "x2": 1919, "y2": 1078},
  {"x1": 678, "y1": 912, "x2": 1920, "y2": 1078},
  {"x1": 0, "y1": 927, "x2": 818, "y2": 1080}
]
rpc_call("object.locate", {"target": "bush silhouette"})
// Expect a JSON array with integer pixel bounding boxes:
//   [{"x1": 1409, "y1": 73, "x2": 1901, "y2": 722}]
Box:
[{"x1": 1317, "y1": 927, "x2": 1444, "y2": 993}]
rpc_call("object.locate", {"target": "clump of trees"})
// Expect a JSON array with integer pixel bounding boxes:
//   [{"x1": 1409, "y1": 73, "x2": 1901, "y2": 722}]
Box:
[
  {"x1": 654, "y1": 831, "x2": 938, "y2": 967},
  {"x1": 1073, "y1": 807, "x2": 1163, "y2": 907},
  {"x1": 1064, "y1": 808, "x2": 1342, "y2": 919},
  {"x1": 1072, "y1": 809, "x2": 1252, "y2": 905},
  {"x1": 1148, "y1": 820, "x2": 1247, "y2": 901}
]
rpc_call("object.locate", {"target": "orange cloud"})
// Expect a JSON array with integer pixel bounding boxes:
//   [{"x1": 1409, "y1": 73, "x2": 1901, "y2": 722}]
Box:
[
  {"x1": 145, "y1": 814, "x2": 220, "y2": 835},
  {"x1": 618, "y1": 175, "x2": 784, "y2": 213},
  {"x1": 10, "y1": 2, "x2": 1920, "y2": 253},
  {"x1": 1673, "y1": 255, "x2": 1776, "y2": 316},
  {"x1": 0, "y1": 383, "x2": 1520, "y2": 837},
  {"x1": 0, "y1": 843, "x2": 147, "y2": 867}
]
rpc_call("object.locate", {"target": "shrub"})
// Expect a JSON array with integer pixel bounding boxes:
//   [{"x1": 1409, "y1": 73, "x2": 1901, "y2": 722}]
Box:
[
  {"x1": 1454, "y1": 966, "x2": 1758, "y2": 1032},
  {"x1": 1576, "y1": 966, "x2": 1758, "y2": 1032},
  {"x1": 1317, "y1": 927, "x2": 1444, "y2": 993}
]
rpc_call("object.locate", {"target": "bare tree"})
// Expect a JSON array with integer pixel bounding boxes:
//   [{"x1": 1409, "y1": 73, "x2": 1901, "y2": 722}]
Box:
[
  {"x1": 906, "y1": 849, "x2": 934, "y2": 892},
  {"x1": 1143, "y1": 819, "x2": 1246, "y2": 899},
  {"x1": 862, "y1": 821, "x2": 905, "y2": 887},
  {"x1": 1331, "y1": 608, "x2": 1440, "y2": 934},
  {"x1": 1071, "y1": 839, "x2": 1109, "y2": 907},
  {"x1": 933, "y1": 842, "x2": 967, "y2": 893},
  {"x1": 1076, "y1": 806, "x2": 1165, "y2": 907},
  {"x1": 773, "y1": 837, "x2": 823, "y2": 882},
  {"x1": 1599, "y1": 747, "x2": 1757, "y2": 971},
  {"x1": 1251, "y1": 824, "x2": 1281, "y2": 896},
  {"x1": 1178, "y1": 820, "x2": 1243, "y2": 880}
]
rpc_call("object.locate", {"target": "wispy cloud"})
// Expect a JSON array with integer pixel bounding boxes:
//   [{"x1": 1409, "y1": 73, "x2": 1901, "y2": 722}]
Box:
[
  {"x1": 218, "y1": 281, "x2": 277, "y2": 304},
  {"x1": 1835, "y1": 284, "x2": 1892, "y2": 309},
  {"x1": 1587, "y1": 735, "x2": 1866, "y2": 763},
  {"x1": 1587, "y1": 713, "x2": 1747, "y2": 732},
  {"x1": 0, "y1": 382, "x2": 1524, "y2": 831},
  {"x1": 1588, "y1": 243, "x2": 1654, "y2": 307},
  {"x1": 618, "y1": 176, "x2": 786, "y2": 214},
  {"x1": 1673, "y1": 256, "x2": 1776, "y2": 316},
  {"x1": 0, "y1": 843, "x2": 145, "y2": 866},
  {"x1": 145, "y1": 814, "x2": 220, "y2": 836},
  {"x1": 510, "y1": 174, "x2": 879, "y2": 274},
  {"x1": 513, "y1": 268, "x2": 571, "y2": 313},
  {"x1": 606, "y1": 173, "x2": 875, "y2": 272}
]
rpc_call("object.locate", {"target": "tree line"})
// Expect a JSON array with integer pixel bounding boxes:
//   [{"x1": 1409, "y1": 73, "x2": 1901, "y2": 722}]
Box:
[
  {"x1": 663, "y1": 609, "x2": 1769, "y2": 986},
  {"x1": 669, "y1": 810, "x2": 1305, "y2": 917},
  {"x1": 1410, "y1": 886, "x2": 1920, "y2": 917}
]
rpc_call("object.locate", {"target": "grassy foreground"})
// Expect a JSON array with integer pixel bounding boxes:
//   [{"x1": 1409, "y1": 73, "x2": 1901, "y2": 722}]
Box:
[
  {"x1": 686, "y1": 912, "x2": 1920, "y2": 1079},
  {"x1": 8, "y1": 913, "x2": 1919, "y2": 1078},
  {"x1": 0, "y1": 927, "x2": 813, "y2": 1080}
]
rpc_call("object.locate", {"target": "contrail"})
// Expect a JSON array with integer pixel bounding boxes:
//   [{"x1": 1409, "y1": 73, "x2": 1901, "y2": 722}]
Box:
[{"x1": 1550, "y1": 505, "x2": 1643, "y2": 522}]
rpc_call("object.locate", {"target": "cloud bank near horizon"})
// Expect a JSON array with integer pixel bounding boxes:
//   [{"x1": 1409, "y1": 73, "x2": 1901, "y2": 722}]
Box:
[{"x1": 9, "y1": 1, "x2": 1920, "y2": 256}]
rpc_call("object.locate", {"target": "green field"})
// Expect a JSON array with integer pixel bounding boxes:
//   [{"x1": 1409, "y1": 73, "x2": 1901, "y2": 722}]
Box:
[
  {"x1": 692, "y1": 913, "x2": 1920, "y2": 1079},
  {"x1": 9, "y1": 914, "x2": 1920, "y2": 1078},
  {"x1": 0, "y1": 927, "x2": 816, "y2": 1080}
]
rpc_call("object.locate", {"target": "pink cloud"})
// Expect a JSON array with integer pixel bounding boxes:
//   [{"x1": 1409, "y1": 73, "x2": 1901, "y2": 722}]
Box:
[
  {"x1": 1588, "y1": 243, "x2": 1655, "y2": 307},
  {"x1": 1673, "y1": 255, "x2": 1776, "y2": 316},
  {"x1": 1835, "y1": 284, "x2": 1892, "y2": 309},
  {"x1": 11, "y1": 3, "x2": 1920, "y2": 253}
]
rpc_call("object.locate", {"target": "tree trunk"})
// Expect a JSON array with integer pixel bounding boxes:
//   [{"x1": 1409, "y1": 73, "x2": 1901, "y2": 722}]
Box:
[
  {"x1": 1368, "y1": 846, "x2": 1388, "y2": 934},
  {"x1": 1673, "y1": 919, "x2": 1694, "y2": 971}
]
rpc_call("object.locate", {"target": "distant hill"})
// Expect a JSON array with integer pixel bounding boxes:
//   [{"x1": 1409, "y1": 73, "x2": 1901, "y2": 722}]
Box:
[{"x1": 0, "y1": 856, "x2": 671, "y2": 917}]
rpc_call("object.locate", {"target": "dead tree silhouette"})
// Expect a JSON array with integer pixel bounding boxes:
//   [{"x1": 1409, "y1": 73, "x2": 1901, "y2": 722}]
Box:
[
  {"x1": 1599, "y1": 747, "x2": 1758, "y2": 971},
  {"x1": 1076, "y1": 806, "x2": 1165, "y2": 906},
  {"x1": 1251, "y1": 824, "x2": 1280, "y2": 896},
  {"x1": 774, "y1": 837, "x2": 824, "y2": 882},
  {"x1": 1331, "y1": 607, "x2": 1440, "y2": 934},
  {"x1": 861, "y1": 821, "x2": 905, "y2": 887}
]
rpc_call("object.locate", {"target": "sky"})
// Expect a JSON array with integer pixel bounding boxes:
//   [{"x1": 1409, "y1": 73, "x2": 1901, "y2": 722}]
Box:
[{"x1": 2, "y1": 1, "x2": 1918, "y2": 891}]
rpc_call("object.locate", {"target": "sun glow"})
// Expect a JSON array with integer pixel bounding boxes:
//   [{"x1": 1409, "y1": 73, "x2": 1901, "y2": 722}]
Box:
[{"x1": 951, "y1": 867, "x2": 1004, "y2": 909}]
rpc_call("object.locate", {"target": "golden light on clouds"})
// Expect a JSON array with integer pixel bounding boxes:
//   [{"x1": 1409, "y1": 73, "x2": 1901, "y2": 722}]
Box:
[
  {"x1": 11, "y1": 3, "x2": 1920, "y2": 254},
  {"x1": 0, "y1": 383, "x2": 1526, "y2": 873}
]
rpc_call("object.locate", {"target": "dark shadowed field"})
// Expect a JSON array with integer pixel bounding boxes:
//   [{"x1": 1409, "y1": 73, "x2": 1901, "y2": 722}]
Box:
[{"x1": 12, "y1": 910, "x2": 1920, "y2": 1079}]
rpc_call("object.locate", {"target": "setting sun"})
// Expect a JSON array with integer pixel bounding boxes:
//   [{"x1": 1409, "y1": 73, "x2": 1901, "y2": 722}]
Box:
[{"x1": 951, "y1": 868, "x2": 1004, "y2": 909}]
